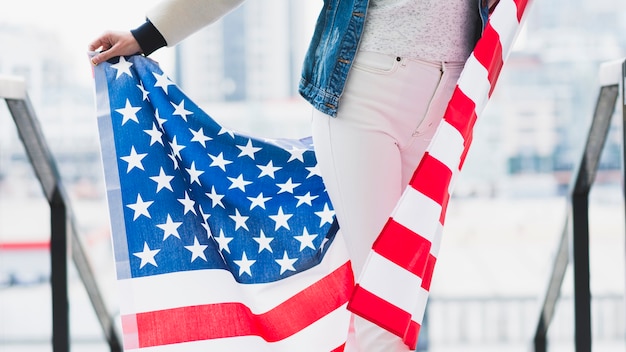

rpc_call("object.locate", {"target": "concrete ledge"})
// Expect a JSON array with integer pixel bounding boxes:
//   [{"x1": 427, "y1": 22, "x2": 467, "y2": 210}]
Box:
[
  {"x1": 598, "y1": 58, "x2": 625, "y2": 87},
  {"x1": 0, "y1": 75, "x2": 26, "y2": 100}
]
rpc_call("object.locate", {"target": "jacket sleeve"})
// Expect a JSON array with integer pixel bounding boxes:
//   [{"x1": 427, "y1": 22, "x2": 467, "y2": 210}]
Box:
[{"x1": 146, "y1": 0, "x2": 245, "y2": 47}]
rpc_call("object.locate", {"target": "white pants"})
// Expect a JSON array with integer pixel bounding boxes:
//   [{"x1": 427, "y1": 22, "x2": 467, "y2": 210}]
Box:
[{"x1": 311, "y1": 51, "x2": 464, "y2": 352}]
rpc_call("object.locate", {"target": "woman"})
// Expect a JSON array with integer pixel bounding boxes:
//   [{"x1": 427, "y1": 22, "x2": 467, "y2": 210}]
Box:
[{"x1": 89, "y1": 0, "x2": 497, "y2": 350}]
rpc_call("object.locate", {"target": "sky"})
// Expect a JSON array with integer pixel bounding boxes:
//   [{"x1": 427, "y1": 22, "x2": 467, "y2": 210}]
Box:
[
  {"x1": 0, "y1": 0, "x2": 322, "y2": 88},
  {"x1": 1, "y1": 0, "x2": 152, "y2": 46},
  {"x1": 0, "y1": 0, "x2": 176, "y2": 81}
]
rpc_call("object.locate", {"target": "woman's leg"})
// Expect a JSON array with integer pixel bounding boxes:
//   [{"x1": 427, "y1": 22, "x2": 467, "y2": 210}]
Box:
[{"x1": 311, "y1": 51, "x2": 463, "y2": 351}]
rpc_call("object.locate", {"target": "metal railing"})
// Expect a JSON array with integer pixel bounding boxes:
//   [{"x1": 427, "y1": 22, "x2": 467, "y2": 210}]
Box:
[
  {"x1": 0, "y1": 76, "x2": 122, "y2": 351},
  {"x1": 533, "y1": 58, "x2": 626, "y2": 352},
  {"x1": 425, "y1": 294, "x2": 624, "y2": 347}
]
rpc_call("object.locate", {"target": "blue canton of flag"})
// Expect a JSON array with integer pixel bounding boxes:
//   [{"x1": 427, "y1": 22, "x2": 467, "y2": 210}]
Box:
[{"x1": 105, "y1": 55, "x2": 338, "y2": 284}]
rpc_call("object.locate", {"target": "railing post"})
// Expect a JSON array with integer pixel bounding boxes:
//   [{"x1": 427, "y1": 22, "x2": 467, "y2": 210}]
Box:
[
  {"x1": 531, "y1": 58, "x2": 623, "y2": 351},
  {"x1": 1, "y1": 75, "x2": 122, "y2": 351},
  {"x1": 571, "y1": 193, "x2": 591, "y2": 352},
  {"x1": 50, "y1": 186, "x2": 70, "y2": 352}
]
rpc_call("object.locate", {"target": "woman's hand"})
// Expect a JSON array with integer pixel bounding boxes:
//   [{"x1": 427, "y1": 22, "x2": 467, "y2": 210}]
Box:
[{"x1": 88, "y1": 31, "x2": 142, "y2": 66}]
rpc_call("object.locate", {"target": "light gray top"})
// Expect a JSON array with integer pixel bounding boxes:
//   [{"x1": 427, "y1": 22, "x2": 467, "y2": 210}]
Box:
[{"x1": 360, "y1": 0, "x2": 480, "y2": 62}]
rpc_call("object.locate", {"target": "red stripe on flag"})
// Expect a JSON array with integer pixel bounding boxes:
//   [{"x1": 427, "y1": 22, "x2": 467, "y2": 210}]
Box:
[
  {"x1": 473, "y1": 23, "x2": 504, "y2": 94},
  {"x1": 515, "y1": 0, "x2": 530, "y2": 21},
  {"x1": 127, "y1": 262, "x2": 353, "y2": 347},
  {"x1": 121, "y1": 314, "x2": 140, "y2": 350},
  {"x1": 458, "y1": 130, "x2": 474, "y2": 171},
  {"x1": 443, "y1": 88, "x2": 477, "y2": 141},
  {"x1": 348, "y1": 285, "x2": 418, "y2": 350},
  {"x1": 410, "y1": 153, "x2": 452, "y2": 206},
  {"x1": 403, "y1": 320, "x2": 421, "y2": 351},
  {"x1": 372, "y1": 219, "x2": 432, "y2": 276},
  {"x1": 331, "y1": 343, "x2": 345, "y2": 352},
  {"x1": 439, "y1": 189, "x2": 451, "y2": 225},
  {"x1": 420, "y1": 254, "x2": 437, "y2": 291}
]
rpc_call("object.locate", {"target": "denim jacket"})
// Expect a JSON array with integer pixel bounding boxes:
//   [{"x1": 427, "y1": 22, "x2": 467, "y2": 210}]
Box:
[{"x1": 298, "y1": 0, "x2": 491, "y2": 117}]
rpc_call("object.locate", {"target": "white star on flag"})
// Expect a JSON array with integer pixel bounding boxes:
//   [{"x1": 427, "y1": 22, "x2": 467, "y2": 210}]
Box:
[
  {"x1": 269, "y1": 206, "x2": 292, "y2": 230},
  {"x1": 208, "y1": 152, "x2": 232, "y2": 171},
  {"x1": 184, "y1": 237, "x2": 208, "y2": 262},
  {"x1": 229, "y1": 209, "x2": 249, "y2": 231},
  {"x1": 228, "y1": 174, "x2": 252, "y2": 192},
  {"x1": 315, "y1": 204, "x2": 335, "y2": 226},
  {"x1": 190, "y1": 127, "x2": 212, "y2": 147},
  {"x1": 214, "y1": 229, "x2": 233, "y2": 253},
  {"x1": 157, "y1": 214, "x2": 183, "y2": 240},
  {"x1": 120, "y1": 146, "x2": 147, "y2": 172},
  {"x1": 150, "y1": 167, "x2": 174, "y2": 192},
  {"x1": 248, "y1": 192, "x2": 271, "y2": 210},
  {"x1": 277, "y1": 178, "x2": 300, "y2": 194},
  {"x1": 276, "y1": 251, "x2": 298, "y2": 275},
  {"x1": 253, "y1": 230, "x2": 274, "y2": 253},
  {"x1": 144, "y1": 123, "x2": 164, "y2": 146},
  {"x1": 111, "y1": 56, "x2": 133, "y2": 79},
  {"x1": 237, "y1": 139, "x2": 262, "y2": 159},
  {"x1": 133, "y1": 242, "x2": 160, "y2": 269},
  {"x1": 116, "y1": 99, "x2": 141, "y2": 125},
  {"x1": 258, "y1": 160, "x2": 281, "y2": 178},
  {"x1": 177, "y1": 191, "x2": 197, "y2": 215},
  {"x1": 171, "y1": 99, "x2": 193, "y2": 121},
  {"x1": 294, "y1": 228, "x2": 317, "y2": 251},
  {"x1": 127, "y1": 194, "x2": 153, "y2": 220},
  {"x1": 153, "y1": 71, "x2": 175, "y2": 92},
  {"x1": 295, "y1": 192, "x2": 318, "y2": 207},
  {"x1": 234, "y1": 252, "x2": 256, "y2": 276},
  {"x1": 185, "y1": 161, "x2": 205, "y2": 185}
]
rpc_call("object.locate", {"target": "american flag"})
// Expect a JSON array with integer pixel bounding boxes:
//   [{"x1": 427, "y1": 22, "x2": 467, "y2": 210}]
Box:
[
  {"x1": 94, "y1": 54, "x2": 353, "y2": 351},
  {"x1": 347, "y1": 0, "x2": 534, "y2": 349},
  {"x1": 95, "y1": 0, "x2": 532, "y2": 349}
]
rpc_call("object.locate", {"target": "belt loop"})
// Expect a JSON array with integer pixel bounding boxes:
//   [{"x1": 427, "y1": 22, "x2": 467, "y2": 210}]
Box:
[{"x1": 441, "y1": 61, "x2": 447, "y2": 73}]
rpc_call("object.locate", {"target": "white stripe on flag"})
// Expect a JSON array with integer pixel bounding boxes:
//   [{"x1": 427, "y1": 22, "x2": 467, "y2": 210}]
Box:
[
  {"x1": 358, "y1": 252, "x2": 423, "y2": 313},
  {"x1": 392, "y1": 187, "x2": 442, "y2": 243},
  {"x1": 118, "y1": 231, "x2": 350, "y2": 314},
  {"x1": 410, "y1": 286, "x2": 430, "y2": 325},
  {"x1": 447, "y1": 168, "x2": 460, "y2": 196},
  {"x1": 430, "y1": 222, "x2": 444, "y2": 258},
  {"x1": 457, "y1": 55, "x2": 491, "y2": 114},
  {"x1": 427, "y1": 121, "x2": 465, "y2": 171},
  {"x1": 490, "y1": 0, "x2": 523, "y2": 54}
]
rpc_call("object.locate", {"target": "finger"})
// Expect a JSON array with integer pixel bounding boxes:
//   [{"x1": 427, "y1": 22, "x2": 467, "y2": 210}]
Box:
[
  {"x1": 91, "y1": 48, "x2": 116, "y2": 66},
  {"x1": 88, "y1": 33, "x2": 114, "y2": 51},
  {"x1": 91, "y1": 53, "x2": 103, "y2": 66},
  {"x1": 88, "y1": 38, "x2": 104, "y2": 51}
]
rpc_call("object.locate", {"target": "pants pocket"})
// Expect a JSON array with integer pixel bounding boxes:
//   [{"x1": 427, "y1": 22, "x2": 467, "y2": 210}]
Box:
[{"x1": 352, "y1": 51, "x2": 400, "y2": 75}]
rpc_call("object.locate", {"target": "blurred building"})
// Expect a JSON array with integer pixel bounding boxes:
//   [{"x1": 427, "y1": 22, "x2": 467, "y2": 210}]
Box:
[
  {"x1": 0, "y1": 25, "x2": 102, "y2": 197},
  {"x1": 457, "y1": 0, "x2": 625, "y2": 196},
  {"x1": 169, "y1": 0, "x2": 321, "y2": 139},
  {"x1": 174, "y1": 0, "x2": 319, "y2": 102}
]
